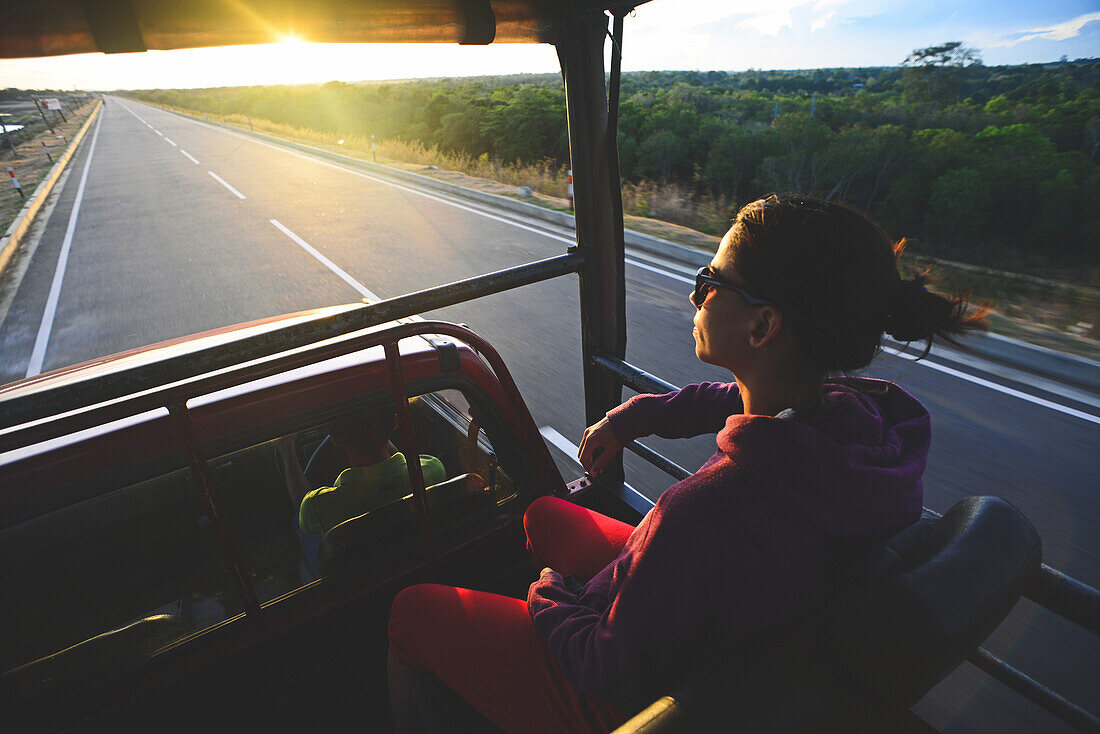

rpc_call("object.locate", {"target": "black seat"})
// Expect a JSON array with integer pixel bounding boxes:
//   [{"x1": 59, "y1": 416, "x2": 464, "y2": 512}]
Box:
[
  {"x1": 317, "y1": 473, "x2": 489, "y2": 574},
  {"x1": 614, "y1": 495, "x2": 1043, "y2": 733}
]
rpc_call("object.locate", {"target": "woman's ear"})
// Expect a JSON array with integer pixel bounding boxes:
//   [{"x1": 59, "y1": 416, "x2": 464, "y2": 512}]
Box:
[{"x1": 748, "y1": 306, "x2": 784, "y2": 348}]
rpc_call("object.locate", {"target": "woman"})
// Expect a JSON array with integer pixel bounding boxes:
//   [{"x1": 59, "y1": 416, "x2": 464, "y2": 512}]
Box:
[{"x1": 387, "y1": 194, "x2": 988, "y2": 734}]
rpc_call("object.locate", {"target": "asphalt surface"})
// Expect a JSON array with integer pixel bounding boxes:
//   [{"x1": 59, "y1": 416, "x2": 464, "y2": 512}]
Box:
[{"x1": 0, "y1": 97, "x2": 1097, "y2": 733}]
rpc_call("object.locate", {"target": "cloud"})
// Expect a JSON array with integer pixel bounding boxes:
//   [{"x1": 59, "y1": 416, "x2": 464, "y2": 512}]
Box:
[
  {"x1": 630, "y1": 0, "x2": 858, "y2": 38},
  {"x1": 736, "y1": 1, "x2": 854, "y2": 36},
  {"x1": 812, "y1": 10, "x2": 838, "y2": 32},
  {"x1": 996, "y1": 11, "x2": 1100, "y2": 46}
]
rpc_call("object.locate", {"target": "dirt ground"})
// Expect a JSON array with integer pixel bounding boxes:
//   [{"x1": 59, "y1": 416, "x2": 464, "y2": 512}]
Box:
[{"x1": 0, "y1": 97, "x2": 98, "y2": 236}]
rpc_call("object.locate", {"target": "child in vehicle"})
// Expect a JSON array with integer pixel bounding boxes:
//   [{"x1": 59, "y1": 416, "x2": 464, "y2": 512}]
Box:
[
  {"x1": 277, "y1": 407, "x2": 446, "y2": 573},
  {"x1": 296, "y1": 410, "x2": 446, "y2": 535}
]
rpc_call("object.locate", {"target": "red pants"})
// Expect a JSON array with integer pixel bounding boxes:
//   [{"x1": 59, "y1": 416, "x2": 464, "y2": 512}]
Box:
[{"x1": 388, "y1": 496, "x2": 636, "y2": 734}]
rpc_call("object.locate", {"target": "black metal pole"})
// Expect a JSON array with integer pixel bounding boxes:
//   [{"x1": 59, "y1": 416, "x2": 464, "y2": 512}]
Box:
[
  {"x1": 0, "y1": 116, "x2": 16, "y2": 155},
  {"x1": 557, "y1": 3, "x2": 627, "y2": 487},
  {"x1": 34, "y1": 98, "x2": 55, "y2": 133}
]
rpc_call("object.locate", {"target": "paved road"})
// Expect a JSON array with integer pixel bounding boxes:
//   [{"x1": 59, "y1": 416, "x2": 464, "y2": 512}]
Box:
[{"x1": 1, "y1": 97, "x2": 1097, "y2": 733}]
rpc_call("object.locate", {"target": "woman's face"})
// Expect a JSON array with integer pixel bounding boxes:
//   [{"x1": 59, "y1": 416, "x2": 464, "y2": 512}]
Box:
[{"x1": 691, "y1": 229, "x2": 759, "y2": 371}]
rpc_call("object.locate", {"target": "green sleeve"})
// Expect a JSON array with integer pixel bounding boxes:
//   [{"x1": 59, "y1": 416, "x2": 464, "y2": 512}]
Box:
[
  {"x1": 298, "y1": 490, "x2": 323, "y2": 534},
  {"x1": 420, "y1": 455, "x2": 447, "y2": 486}
]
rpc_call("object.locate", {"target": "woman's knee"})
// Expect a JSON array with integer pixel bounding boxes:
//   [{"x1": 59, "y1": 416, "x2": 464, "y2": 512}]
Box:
[
  {"x1": 524, "y1": 496, "x2": 568, "y2": 543},
  {"x1": 524, "y1": 496, "x2": 571, "y2": 566},
  {"x1": 388, "y1": 583, "x2": 453, "y2": 667}
]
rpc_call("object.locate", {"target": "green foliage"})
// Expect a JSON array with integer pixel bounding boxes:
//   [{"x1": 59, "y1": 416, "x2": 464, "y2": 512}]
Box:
[
  {"x1": 926, "y1": 168, "x2": 991, "y2": 243},
  {"x1": 901, "y1": 42, "x2": 983, "y2": 105},
  {"x1": 123, "y1": 57, "x2": 1100, "y2": 271}
]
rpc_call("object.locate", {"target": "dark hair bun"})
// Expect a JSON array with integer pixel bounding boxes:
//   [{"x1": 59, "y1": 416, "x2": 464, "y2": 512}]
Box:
[
  {"x1": 884, "y1": 271, "x2": 989, "y2": 347},
  {"x1": 728, "y1": 194, "x2": 989, "y2": 374}
]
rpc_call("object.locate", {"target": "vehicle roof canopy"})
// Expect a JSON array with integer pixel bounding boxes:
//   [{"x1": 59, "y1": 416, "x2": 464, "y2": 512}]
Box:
[{"x1": 1, "y1": 0, "x2": 647, "y2": 58}]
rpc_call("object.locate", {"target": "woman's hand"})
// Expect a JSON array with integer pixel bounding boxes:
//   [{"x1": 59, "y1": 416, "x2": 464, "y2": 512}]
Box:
[{"x1": 578, "y1": 417, "x2": 623, "y2": 476}]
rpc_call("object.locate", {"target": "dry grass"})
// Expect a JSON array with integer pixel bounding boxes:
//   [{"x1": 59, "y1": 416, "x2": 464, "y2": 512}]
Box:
[
  {"x1": 0, "y1": 100, "x2": 97, "y2": 236},
  {"x1": 621, "y1": 180, "x2": 735, "y2": 236}
]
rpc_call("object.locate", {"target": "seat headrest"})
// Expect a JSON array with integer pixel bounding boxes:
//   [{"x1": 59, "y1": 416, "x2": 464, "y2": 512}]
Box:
[
  {"x1": 317, "y1": 473, "x2": 487, "y2": 573},
  {"x1": 817, "y1": 495, "x2": 1042, "y2": 709},
  {"x1": 669, "y1": 496, "x2": 1042, "y2": 733}
]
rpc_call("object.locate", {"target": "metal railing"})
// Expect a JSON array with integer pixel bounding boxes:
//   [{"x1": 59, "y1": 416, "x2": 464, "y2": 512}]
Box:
[
  {"x1": 591, "y1": 352, "x2": 1100, "y2": 732},
  {"x1": 0, "y1": 252, "x2": 584, "y2": 451}
]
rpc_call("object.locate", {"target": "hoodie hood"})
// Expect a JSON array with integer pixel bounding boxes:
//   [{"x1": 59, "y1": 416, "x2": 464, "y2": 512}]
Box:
[{"x1": 716, "y1": 376, "x2": 928, "y2": 541}]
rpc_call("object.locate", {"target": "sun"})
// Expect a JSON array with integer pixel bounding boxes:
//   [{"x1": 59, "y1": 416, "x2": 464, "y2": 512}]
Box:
[{"x1": 275, "y1": 35, "x2": 309, "y2": 49}]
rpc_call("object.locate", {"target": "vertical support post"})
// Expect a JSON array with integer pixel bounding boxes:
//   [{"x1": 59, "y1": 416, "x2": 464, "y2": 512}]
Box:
[
  {"x1": 384, "y1": 341, "x2": 432, "y2": 547},
  {"x1": 557, "y1": 3, "x2": 627, "y2": 487},
  {"x1": 167, "y1": 403, "x2": 265, "y2": 629},
  {"x1": 0, "y1": 117, "x2": 16, "y2": 155},
  {"x1": 7, "y1": 167, "x2": 24, "y2": 197},
  {"x1": 34, "y1": 98, "x2": 55, "y2": 133}
]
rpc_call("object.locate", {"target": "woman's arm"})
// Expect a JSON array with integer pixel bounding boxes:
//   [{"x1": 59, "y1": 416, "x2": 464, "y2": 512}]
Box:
[
  {"x1": 579, "y1": 382, "x2": 741, "y2": 475},
  {"x1": 609, "y1": 381, "x2": 741, "y2": 441}
]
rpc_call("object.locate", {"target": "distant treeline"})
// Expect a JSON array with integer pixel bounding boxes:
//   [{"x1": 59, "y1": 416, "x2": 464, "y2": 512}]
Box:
[{"x1": 126, "y1": 59, "x2": 1100, "y2": 271}]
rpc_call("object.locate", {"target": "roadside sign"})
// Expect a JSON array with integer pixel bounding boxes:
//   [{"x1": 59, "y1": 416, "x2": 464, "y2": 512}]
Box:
[{"x1": 42, "y1": 98, "x2": 62, "y2": 110}]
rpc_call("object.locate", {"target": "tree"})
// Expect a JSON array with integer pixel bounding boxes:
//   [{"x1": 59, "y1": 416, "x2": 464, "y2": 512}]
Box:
[
  {"x1": 704, "y1": 125, "x2": 759, "y2": 199},
  {"x1": 903, "y1": 42, "x2": 982, "y2": 69},
  {"x1": 820, "y1": 125, "x2": 908, "y2": 208},
  {"x1": 757, "y1": 113, "x2": 832, "y2": 192},
  {"x1": 901, "y1": 41, "x2": 982, "y2": 104},
  {"x1": 479, "y1": 87, "x2": 567, "y2": 163},
  {"x1": 638, "y1": 129, "x2": 685, "y2": 184},
  {"x1": 925, "y1": 168, "x2": 991, "y2": 245}
]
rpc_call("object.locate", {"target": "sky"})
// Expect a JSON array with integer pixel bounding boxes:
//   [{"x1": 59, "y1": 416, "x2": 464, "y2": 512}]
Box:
[{"x1": 1, "y1": 0, "x2": 1097, "y2": 91}]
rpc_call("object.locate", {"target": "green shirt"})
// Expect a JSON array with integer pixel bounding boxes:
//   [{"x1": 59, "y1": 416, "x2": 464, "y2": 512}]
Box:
[{"x1": 298, "y1": 452, "x2": 446, "y2": 535}]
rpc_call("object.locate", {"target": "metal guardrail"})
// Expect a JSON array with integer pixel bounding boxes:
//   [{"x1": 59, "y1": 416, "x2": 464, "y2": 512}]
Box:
[{"x1": 591, "y1": 352, "x2": 1100, "y2": 732}]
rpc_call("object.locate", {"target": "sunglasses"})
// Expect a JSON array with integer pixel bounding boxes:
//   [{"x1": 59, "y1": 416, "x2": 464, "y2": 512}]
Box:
[{"x1": 692, "y1": 267, "x2": 774, "y2": 308}]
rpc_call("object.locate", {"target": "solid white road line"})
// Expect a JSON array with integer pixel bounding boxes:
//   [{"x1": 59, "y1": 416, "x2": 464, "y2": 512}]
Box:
[
  {"x1": 25, "y1": 112, "x2": 104, "y2": 378},
  {"x1": 892, "y1": 350, "x2": 1100, "y2": 425},
  {"x1": 180, "y1": 150, "x2": 200, "y2": 165},
  {"x1": 0, "y1": 165, "x2": 75, "y2": 331},
  {"x1": 626, "y1": 255, "x2": 693, "y2": 283},
  {"x1": 539, "y1": 426, "x2": 582, "y2": 466},
  {"x1": 208, "y1": 171, "x2": 246, "y2": 200},
  {"x1": 269, "y1": 219, "x2": 382, "y2": 301}
]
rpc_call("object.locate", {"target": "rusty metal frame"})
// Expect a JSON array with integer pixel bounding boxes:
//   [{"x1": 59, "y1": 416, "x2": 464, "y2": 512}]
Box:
[
  {"x1": 384, "y1": 340, "x2": 432, "y2": 545},
  {"x1": 4, "y1": 319, "x2": 565, "y2": 635}
]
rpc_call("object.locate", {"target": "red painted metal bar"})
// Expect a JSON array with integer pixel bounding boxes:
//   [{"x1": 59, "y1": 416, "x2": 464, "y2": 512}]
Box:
[
  {"x1": 2, "y1": 321, "x2": 564, "y2": 499},
  {"x1": 384, "y1": 340, "x2": 432, "y2": 546},
  {"x1": 167, "y1": 403, "x2": 264, "y2": 628}
]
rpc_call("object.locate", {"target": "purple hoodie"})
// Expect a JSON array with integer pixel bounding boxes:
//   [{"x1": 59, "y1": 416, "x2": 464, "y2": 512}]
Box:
[{"x1": 527, "y1": 378, "x2": 929, "y2": 711}]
